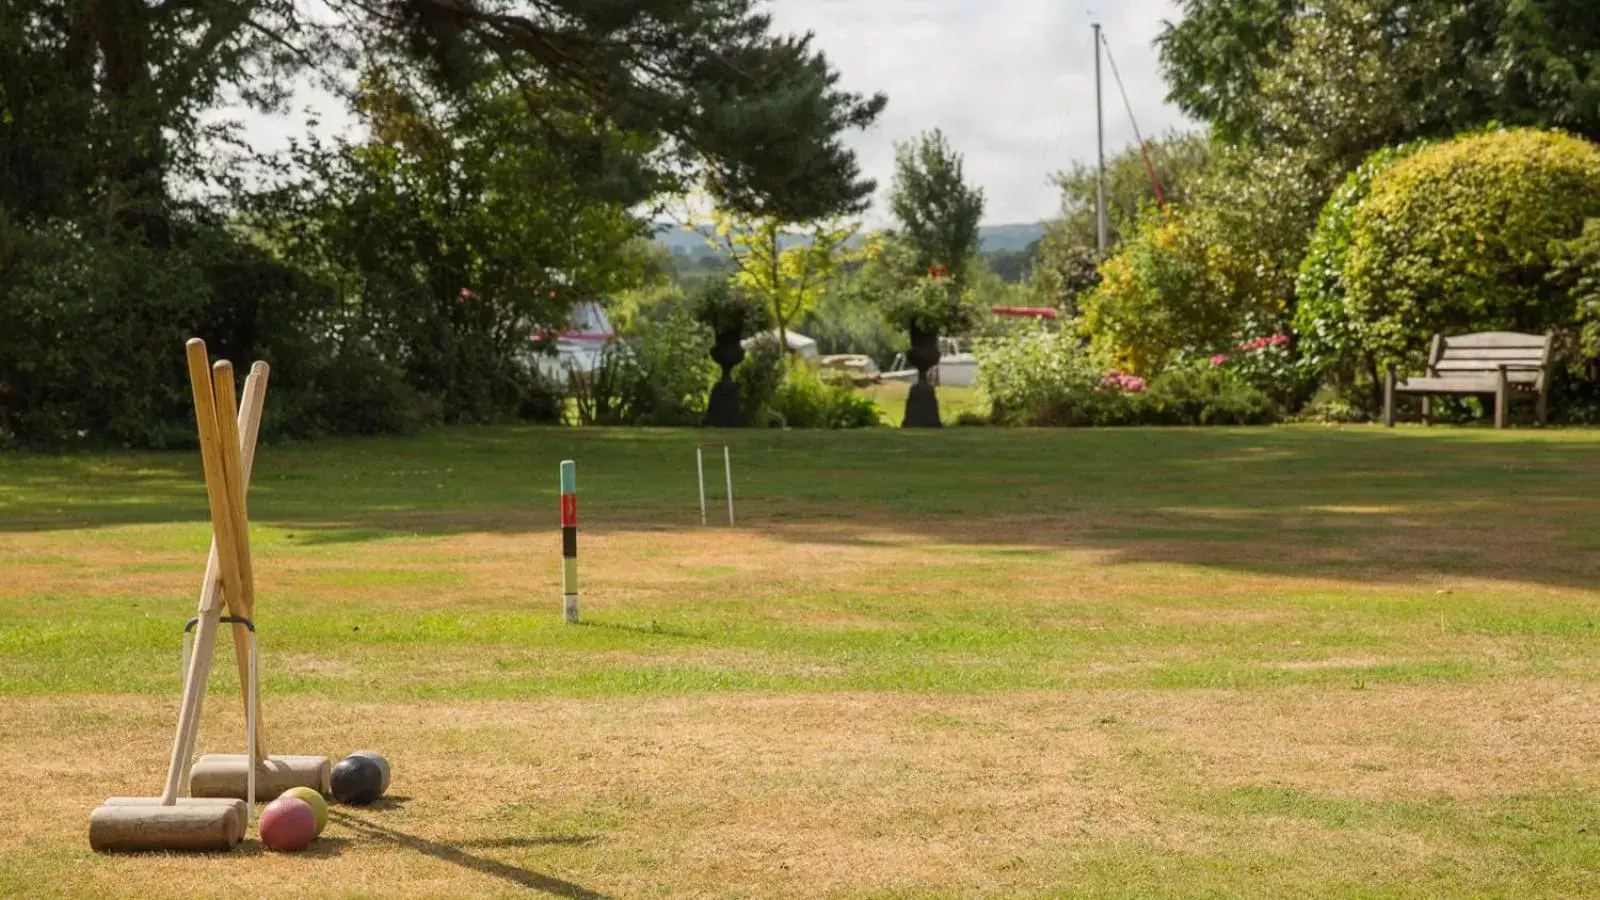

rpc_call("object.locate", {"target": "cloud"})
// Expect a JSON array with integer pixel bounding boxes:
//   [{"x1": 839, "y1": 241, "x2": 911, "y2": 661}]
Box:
[{"x1": 765, "y1": 0, "x2": 1197, "y2": 225}]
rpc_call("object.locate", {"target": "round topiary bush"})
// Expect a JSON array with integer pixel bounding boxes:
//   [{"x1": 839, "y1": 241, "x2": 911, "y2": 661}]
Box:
[
  {"x1": 1293, "y1": 139, "x2": 1432, "y2": 392},
  {"x1": 1340, "y1": 128, "x2": 1600, "y2": 368}
]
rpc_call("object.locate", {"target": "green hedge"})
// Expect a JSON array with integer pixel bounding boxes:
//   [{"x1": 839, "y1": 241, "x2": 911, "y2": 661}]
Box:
[
  {"x1": 1293, "y1": 139, "x2": 1432, "y2": 397},
  {"x1": 0, "y1": 224, "x2": 352, "y2": 448}
]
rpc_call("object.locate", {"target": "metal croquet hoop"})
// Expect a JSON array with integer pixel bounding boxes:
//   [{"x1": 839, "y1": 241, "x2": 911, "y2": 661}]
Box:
[
  {"x1": 696, "y1": 443, "x2": 734, "y2": 526},
  {"x1": 181, "y1": 615, "x2": 257, "y2": 822}
]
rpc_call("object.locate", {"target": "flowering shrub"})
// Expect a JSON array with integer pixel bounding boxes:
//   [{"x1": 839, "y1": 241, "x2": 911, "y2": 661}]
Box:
[
  {"x1": 974, "y1": 321, "x2": 1277, "y2": 426},
  {"x1": 1101, "y1": 371, "x2": 1148, "y2": 392},
  {"x1": 1145, "y1": 364, "x2": 1277, "y2": 425},
  {"x1": 1201, "y1": 328, "x2": 1308, "y2": 409}
]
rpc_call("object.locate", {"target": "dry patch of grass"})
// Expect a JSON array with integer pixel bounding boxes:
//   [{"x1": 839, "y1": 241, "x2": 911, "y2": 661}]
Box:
[{"x1": 2, "y1": 685, "x2": 1595, "y2": 898}]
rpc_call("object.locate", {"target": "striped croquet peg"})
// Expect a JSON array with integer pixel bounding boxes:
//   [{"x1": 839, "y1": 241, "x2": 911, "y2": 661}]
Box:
[{"x1": 560, "y1": 460, "x2": 578, "y2": 623}]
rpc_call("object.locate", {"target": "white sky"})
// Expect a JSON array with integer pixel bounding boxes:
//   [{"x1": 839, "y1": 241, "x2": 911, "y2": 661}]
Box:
[
  {"x1": 765, "y1": 0, "x2": 1195, "y2": 225},
  {"x1": 230, "y1": 0, "x2": 1195, "y2": 226}
]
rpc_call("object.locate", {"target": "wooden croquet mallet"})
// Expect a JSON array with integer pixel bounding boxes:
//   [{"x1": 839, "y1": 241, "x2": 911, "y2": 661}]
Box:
[
  {"x1": 159, "y1": 349, "x2": 270, "y2": 805},
  {"x1": 86, "y1": 342, "x2": 267, "y2": 852}
]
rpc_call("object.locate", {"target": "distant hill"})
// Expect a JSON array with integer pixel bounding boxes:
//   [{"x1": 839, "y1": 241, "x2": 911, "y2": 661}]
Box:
[
  {"x1": 977, "y1": 223, "x2": 1047, "y2": 253},
  {"x1": 652, "y1": 226, "x2": 722, "y2": 256},
  {"x1": 650, "y1": 222, "x2": 1047, "y2": 257}
]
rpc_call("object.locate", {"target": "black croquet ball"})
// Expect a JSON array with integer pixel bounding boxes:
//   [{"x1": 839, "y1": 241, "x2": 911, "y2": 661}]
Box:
[
  {"x1": 349, "y1": 749, "x2": 391, "y2": 794},
  {"x1": 330, "y1": 755, "x2": 384, "y2": 805}
]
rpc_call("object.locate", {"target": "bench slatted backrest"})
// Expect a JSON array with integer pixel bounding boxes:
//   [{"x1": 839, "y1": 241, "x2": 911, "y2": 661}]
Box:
[{"x1": 1429, "y1": 332, "x2": 1552, "y2": 388}]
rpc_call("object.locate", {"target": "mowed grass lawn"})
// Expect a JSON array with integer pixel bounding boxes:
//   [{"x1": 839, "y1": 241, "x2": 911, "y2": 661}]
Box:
[{"x1": 2, "y1": 425, "x2": 1599, "y2": 898}]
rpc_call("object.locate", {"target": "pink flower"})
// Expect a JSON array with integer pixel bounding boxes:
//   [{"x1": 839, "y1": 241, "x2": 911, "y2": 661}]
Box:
[
  {"x1": 1210, "y1": 354, "x2": 1229, "y2": 366},
  {"x1": 1100, "y1": 372, "x2": 1147, "y2": 393},
  {"x1": 1236, "y1": 334, "x2": 1291, "y2": 352}
]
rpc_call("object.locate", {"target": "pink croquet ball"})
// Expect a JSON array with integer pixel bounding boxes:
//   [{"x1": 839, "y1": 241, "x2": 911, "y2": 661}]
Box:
[{"x1": 259, "y1": 796, "x2": 317, "y2": 852}]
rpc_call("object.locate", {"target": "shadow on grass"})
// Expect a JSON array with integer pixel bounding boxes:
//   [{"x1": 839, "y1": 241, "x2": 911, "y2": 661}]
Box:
[
  {"x1": 363, "y1": 794, "x2": 411, "y2": 811},
  {"x1": 329, "y1": 810, "x2": 605, "y2": 898},
  {"x1": 576, "y1": 620, "x2": 708, "y2": 641},
  {"x1": 455, "y1": 836, "x2": 600, "y2": 849},
  {"x1": 235, "y1": 835, "x2": 353, "y2": 858},
  {"x1": 6, "y1": 425, "x2": 1600, "y2": 590},
  {"x1": 105, "y1": 835, "x2": 355, "y2": 858}
]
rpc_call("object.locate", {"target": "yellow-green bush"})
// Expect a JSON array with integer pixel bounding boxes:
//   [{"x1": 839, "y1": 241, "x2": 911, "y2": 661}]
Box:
[
  {"x1": 1082, "y1": 211, "x2": 1210, "y2": 374},
  {"x1": 1342, "y1": 129, "x2": 1600, "y2": 367},
  {"x1": 1080, "y1": 206, "x2": 1288, "y2": 375}
]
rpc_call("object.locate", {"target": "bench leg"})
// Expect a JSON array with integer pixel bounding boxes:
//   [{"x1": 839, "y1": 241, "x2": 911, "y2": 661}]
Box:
[
  {"x1": 1495, "y1": 366, "x2": 1509, "y2": 429},
  {"x1": 1384, "y1": 366, "x2": 1396, "y2": 427},
  {"x1": 1420, "y1": 396, "x2": 1430, "y2": 427},
  {"x1": 1536, "y1": 389, "x2": 1547, "y2": 427}
]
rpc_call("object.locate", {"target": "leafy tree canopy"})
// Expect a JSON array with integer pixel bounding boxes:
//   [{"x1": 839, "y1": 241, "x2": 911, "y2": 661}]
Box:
[
  {"x1": 1, "y1": 0, "x2": 886, "y2": 238},
  {"x1": 387, "y1": 0, "x2": 887, "y2": 220},
  {"x1": 0, "y1": 0, "x2": 887, "y2": 446},
  {"x1": 1049, "y1": 130, "x2": 1211, "y2": 253},
  {"x1": 888, "y1": 129, "x2": 985, "y2": 286},
  {"x1": 1159, "y1": 0, "x2": 1600, "y2": 173},
  {"x1": 708, "y1": 208, "x2": 857, "y2": 346}
]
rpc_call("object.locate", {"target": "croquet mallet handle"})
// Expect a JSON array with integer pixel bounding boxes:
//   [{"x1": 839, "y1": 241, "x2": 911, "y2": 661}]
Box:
[{"x1": 211, "y1": 361, "x2": 264, "y2": 761}]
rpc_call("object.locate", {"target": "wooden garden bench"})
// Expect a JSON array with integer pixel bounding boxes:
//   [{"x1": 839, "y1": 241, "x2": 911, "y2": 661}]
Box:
[{"x1": 1384, "y1": 331, "x2": 1553, "y2": 428}]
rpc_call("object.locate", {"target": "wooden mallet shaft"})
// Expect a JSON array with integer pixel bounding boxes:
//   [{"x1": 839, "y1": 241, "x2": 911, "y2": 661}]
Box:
[{"x1": 211, "y1": 359, "x2": 265, "y2": 761}]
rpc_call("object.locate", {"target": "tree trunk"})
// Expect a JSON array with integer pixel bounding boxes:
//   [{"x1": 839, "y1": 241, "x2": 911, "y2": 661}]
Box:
[
  {"x1": 1364, "y1": 355, "x2": 1383, "y2": 420},
  {"x1": 95, "y1": 0, "x2": 169, "y2": 245}
]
